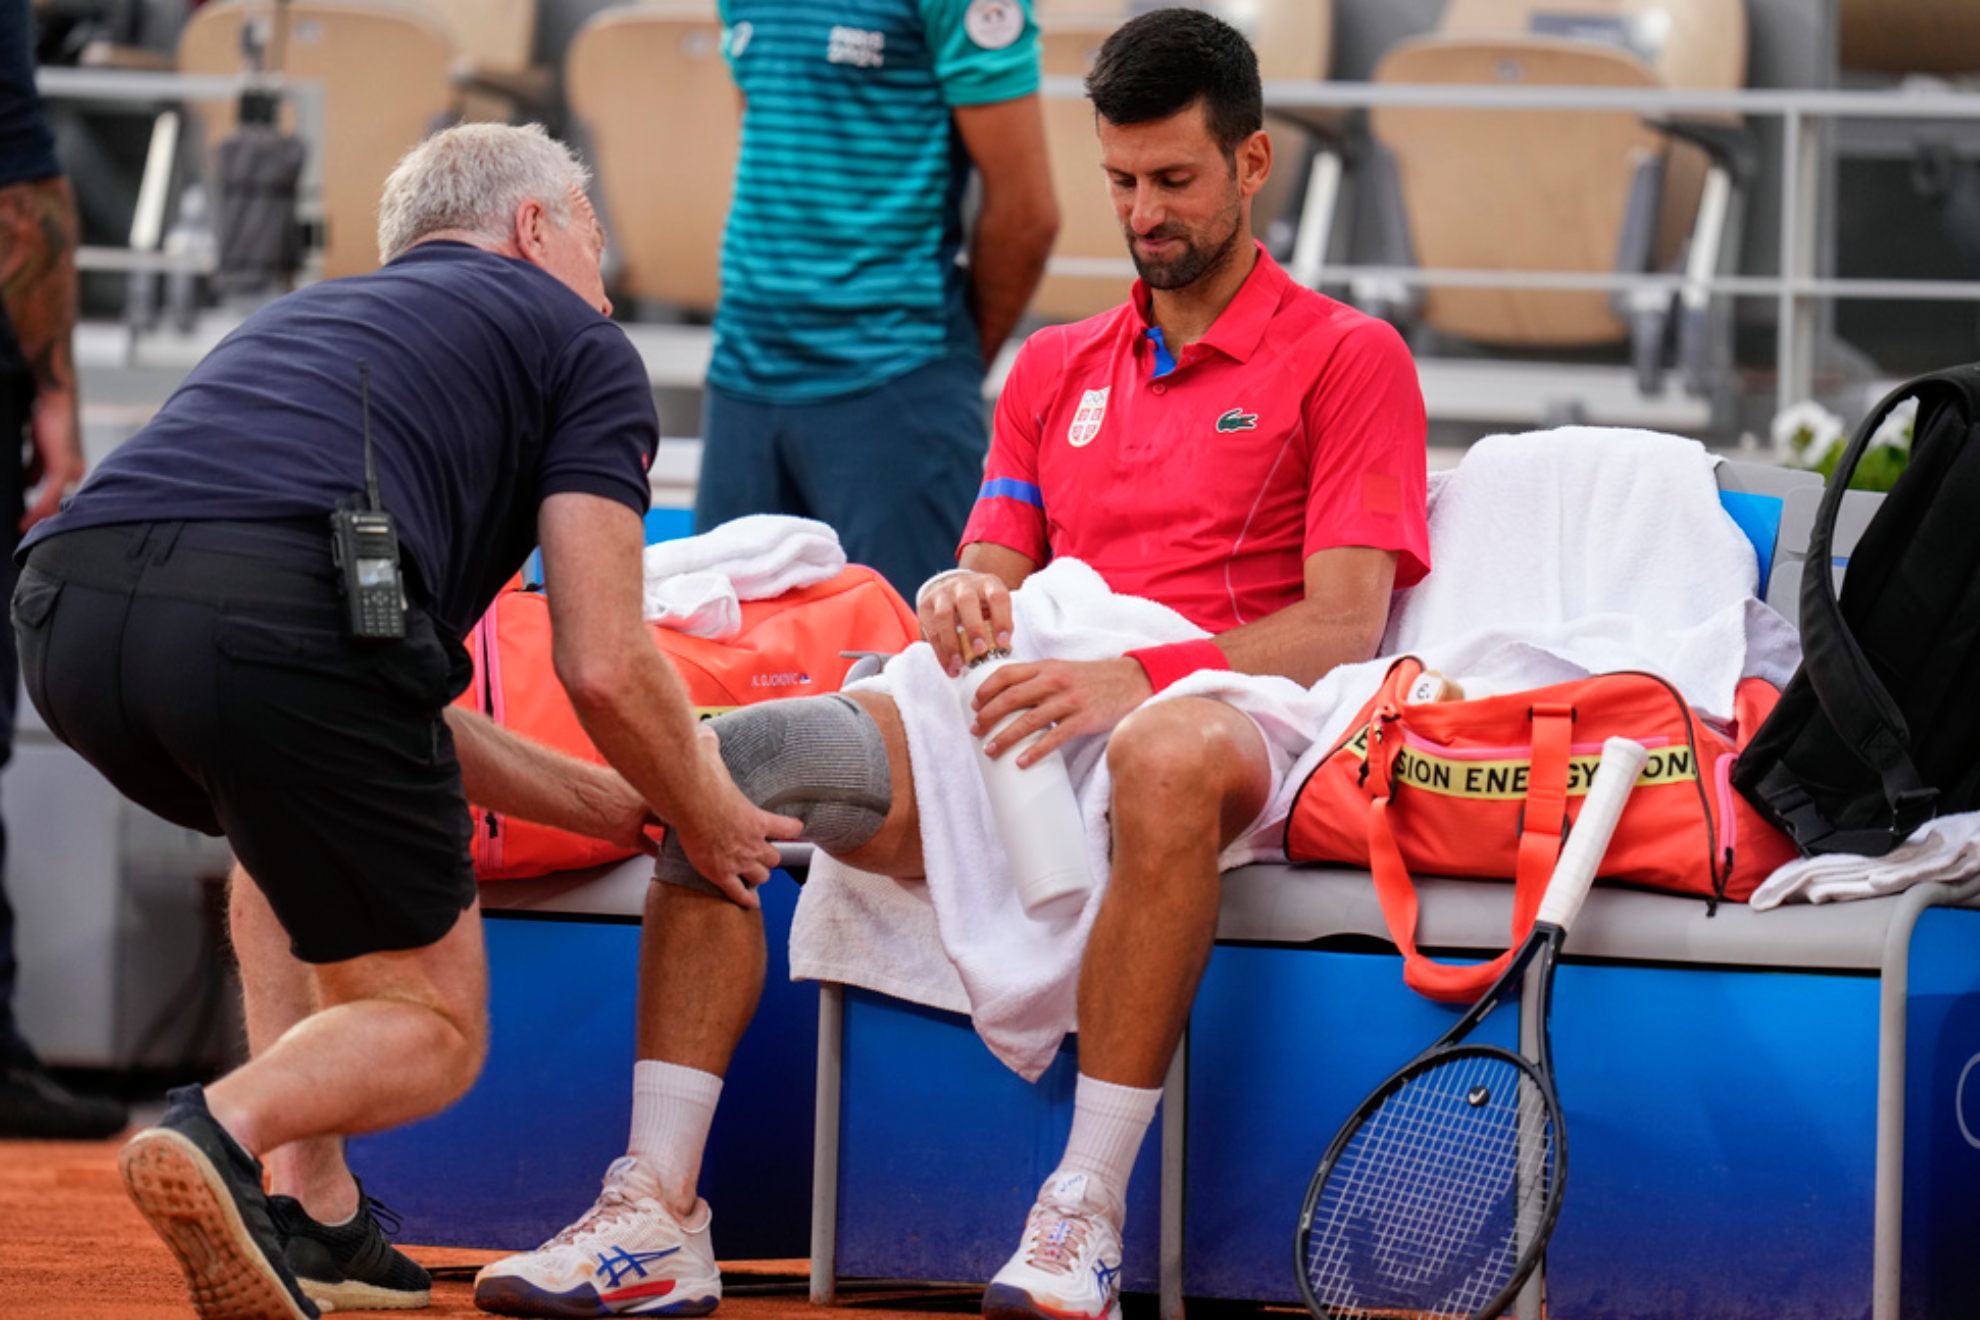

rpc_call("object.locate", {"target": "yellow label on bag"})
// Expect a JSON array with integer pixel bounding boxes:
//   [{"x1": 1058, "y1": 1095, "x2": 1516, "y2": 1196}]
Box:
[{"x1": 1345, "y1": 725, "x2": 1697, "y2": 800}]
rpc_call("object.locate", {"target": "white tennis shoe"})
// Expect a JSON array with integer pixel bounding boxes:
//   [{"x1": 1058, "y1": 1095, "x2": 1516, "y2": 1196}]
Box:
[
  {"x1": 473, "y1": 1157, "x2": 721, "y2": 1317},
  {"x1": 982, "y1": 1171, "x2": 1124, "y2": 1320}
]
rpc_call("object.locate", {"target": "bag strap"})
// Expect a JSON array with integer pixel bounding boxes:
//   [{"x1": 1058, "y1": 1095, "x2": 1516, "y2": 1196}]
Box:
[
  {"x1": 1793, "y1": 374, "x2": 1960, "y2": 846},
  {"x1": 1361, "y1": 668, "x2": 1575, "y2": 1003}
]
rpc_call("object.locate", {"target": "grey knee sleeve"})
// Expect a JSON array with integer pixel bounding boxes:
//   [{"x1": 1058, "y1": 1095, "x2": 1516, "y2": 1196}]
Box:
[{"x1": 656, "y1": 694, "x2": 892, "y2": 892}]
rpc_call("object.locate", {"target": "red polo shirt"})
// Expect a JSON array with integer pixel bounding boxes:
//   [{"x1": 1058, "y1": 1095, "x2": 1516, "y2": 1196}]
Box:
[{"x1": 960, "y1": 247, "x2": 1429, "y2": 634}]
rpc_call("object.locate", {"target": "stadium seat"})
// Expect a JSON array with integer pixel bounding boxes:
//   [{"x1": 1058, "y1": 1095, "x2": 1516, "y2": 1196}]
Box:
[
  {"x1": 1030, "y1": 22, "x2": 1127, "y2": 324},
  {"x1": 176, "y1": 0, "x2": 458, "y2": 280},
  {"x1": 427, "y1": 0, "x2": 548, "y2": 122},
  {"x1": 1030, "y1": 0, "x2": 1333, "y2": 324},
  {"x1": 1840, "y1": 0, "x2": 1980, "y2": 76},
  {"x1": 564, "y1": 7, "x2": 736, "y2": 316},
  {"x1": 1366, "y1": 0, "x2": 1750, "y2": 396}
]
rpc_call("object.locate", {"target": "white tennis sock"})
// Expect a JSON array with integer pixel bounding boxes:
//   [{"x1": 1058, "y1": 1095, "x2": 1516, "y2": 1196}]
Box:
[
  {"x1": 627, "y1": 1060, "x2": 724, "y2": 1216},
  {"x1": 1055, "y1": 1074, "x2": 1162, "y2": 1218}
]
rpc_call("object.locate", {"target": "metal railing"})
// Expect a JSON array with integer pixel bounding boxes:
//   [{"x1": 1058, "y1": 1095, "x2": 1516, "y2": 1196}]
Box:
[{"x1": 1043, "y1": 74, "x2": 1980, "y2": 416}]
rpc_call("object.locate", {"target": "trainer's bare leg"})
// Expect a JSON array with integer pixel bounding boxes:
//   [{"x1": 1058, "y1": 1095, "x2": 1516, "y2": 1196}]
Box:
[
  {"x1": 204, "y1": 891, "x2": 488, "y2": 1159},
  {"x1": 1079, "y1": 697, "x2": 1271, "y2": 1086},
  {"x1": 229, "y1": 866, "x2": 359, "y2": 1222}
]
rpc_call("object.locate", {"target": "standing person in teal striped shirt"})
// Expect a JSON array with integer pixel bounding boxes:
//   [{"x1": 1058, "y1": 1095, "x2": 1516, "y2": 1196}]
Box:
[{"x1": 693, "y1": 0, "x2": 1060, "y2": 598}]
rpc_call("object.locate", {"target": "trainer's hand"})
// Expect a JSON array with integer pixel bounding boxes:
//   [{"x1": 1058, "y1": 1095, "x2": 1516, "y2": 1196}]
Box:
[
  {"x1": 918, "y1": 570, "x2": 1013, "y2": 677},
  {"x1": 670, "y1": 729, "x2": 804, "y2": 908},
  {"x1": 581, "y1": 769, "x2": 665, "y2": 856},
  {"x1": 968, "y1": 657, "x2": 1153, "y2": 766}
]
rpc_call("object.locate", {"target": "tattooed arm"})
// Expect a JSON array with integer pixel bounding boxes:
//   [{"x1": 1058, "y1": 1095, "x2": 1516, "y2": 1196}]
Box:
[{"x1": 0, "y1": 175, "x2": 83, "y2": 529}]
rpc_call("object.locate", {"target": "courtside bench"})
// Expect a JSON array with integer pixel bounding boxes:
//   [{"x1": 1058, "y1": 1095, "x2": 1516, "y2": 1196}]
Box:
[
  {"x1": 358, "y1": 465, "x2": 1980, "y2": 1320},
  {"x1": 805, "y1": 464, "x2": 1980, "y2": 1320}
]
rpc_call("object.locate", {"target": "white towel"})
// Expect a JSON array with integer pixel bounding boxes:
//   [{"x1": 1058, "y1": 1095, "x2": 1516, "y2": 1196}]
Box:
[
  {"x1": 1748, "y1": 813, "x2": 1980, "y2": 909},
  {"x1": 788, "y1": 427, "x2": 1799, "y2": 1079},
  {"x1": 1383, "y1": 428, "x2": 1801, "y2": 717},
  {"x1": 645, "y1": 571, "x2": 742, "y2": 640},
  {"x1": 642, "y1": 514, "x2": 846, "y2": 618}
]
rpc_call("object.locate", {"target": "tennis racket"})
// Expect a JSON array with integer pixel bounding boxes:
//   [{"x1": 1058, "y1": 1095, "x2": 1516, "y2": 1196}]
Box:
[{"x1": 1293, "y1": 736, "x2": 1650, "y2": 1320}]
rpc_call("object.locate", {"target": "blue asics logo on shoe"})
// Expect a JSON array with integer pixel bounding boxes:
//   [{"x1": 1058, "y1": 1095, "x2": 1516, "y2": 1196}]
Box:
[
  {"x1": 1093, "y1": 1260, "x2": 1121, "y2": 1300},
  {"x1": 596, "y1": 1246, "x2": 680, "y2": 1288}
]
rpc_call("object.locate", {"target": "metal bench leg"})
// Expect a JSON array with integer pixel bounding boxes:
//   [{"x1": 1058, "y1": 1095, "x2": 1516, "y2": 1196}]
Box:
[
  {"x1": 810, "y1": 982, "x2": 845, "y2": 1306},
  {"x1": 1160, "y1": 1027, "x2": 1187, "y2": 1320}
]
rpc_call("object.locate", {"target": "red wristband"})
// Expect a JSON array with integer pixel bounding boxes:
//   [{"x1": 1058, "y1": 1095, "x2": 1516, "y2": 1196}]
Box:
[{"x1": 1126, "y1": 639, "x2": 1230, "y2": 693}]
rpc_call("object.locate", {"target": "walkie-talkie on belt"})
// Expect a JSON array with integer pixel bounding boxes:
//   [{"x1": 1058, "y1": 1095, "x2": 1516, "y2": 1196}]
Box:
[{"x1": 330, "y1": 361, "x2": 408, "y2": 640}]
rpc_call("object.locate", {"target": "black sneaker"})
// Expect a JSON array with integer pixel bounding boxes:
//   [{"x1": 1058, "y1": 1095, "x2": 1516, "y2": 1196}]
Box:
[
  {"x1": 118, "y1": 1084, "x2": 320, "y2": 1320},
  {"x1": 0, "y1": 1061, "x2": 128, "y2": 1139},
  {"x1": 273, "y1": 1181, "x2": 432, "y2": 1311}
]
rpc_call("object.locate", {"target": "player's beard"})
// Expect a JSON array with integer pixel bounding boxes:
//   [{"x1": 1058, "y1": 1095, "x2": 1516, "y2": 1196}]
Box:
[{"x1": 1126, "y1": 194, "x2": 1246, "y2": 291}]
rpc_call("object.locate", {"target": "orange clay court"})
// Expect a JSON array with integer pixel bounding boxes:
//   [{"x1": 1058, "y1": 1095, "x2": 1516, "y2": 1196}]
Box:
[{"x1": 0, "y1": 1136, "x2": 1100, "y2": 1320}]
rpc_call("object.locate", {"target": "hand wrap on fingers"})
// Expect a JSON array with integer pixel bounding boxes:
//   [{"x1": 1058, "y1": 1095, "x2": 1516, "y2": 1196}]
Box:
[{"x1": 655, "y1": 695, "x2": 893, "y2": 892}]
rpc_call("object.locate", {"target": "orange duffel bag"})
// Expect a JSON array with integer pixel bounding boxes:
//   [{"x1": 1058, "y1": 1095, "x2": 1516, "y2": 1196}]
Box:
[
  {"x1": 1285, "y1": 655, "x2": 1798, "y2": 1003},
  {"x1": 455, "y1": 565, "x2": 918, "y2": 880}
]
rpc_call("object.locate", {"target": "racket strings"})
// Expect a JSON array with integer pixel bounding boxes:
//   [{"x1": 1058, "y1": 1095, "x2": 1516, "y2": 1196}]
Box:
[{"x1": 1303, "y1": 1052, "x2": 1558, "y2": 1319}]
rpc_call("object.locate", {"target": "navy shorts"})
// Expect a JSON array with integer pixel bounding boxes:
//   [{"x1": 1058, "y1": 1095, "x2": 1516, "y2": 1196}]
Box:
[{"x1": 694, "y1": 354, "x2": 988, "y2": 599}]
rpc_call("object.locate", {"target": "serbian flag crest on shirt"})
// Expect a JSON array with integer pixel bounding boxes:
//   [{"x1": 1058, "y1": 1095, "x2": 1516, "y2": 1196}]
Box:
[{"x1": 1068, "y1": 387, "x2": 1109, "y2": 448}]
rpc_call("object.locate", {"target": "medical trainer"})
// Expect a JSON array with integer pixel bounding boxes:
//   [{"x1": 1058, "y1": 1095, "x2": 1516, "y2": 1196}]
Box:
[{"x1": 11, "y1": 122, "x2": 799, "y2": 1320}]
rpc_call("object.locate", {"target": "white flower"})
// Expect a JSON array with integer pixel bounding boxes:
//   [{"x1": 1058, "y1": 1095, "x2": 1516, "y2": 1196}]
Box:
[
  {"x1": 1771, "y1": 400, "x2": 1845, "y2": 465},
  {"x1": 1868, "y1": 394, "x2": 1919, "y2": 452}
]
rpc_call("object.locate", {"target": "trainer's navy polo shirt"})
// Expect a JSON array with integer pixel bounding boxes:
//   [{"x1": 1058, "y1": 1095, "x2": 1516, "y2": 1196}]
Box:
[
  {"x1": 25, "y1": 243, "x2": 656, "y2": 638},
  {"x1": 961, "y1": 246, "x2": 1430, "y2": 633},
  {"x1": 0, "y1": 0, "x2": 59, "y2": 190}
]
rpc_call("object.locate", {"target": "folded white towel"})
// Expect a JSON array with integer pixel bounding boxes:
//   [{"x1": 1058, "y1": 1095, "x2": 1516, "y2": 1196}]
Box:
[
  {"x1": 1748, "y1": 812, "x2": 1980, "y2": 910},
  {"x1": 645, "y1": 571, "x2": 742, "y2": 640},
  {"x1": 642, "y1": 514, "x2": 846, "y2": 605},
  {"x1": 1383, "y1": 428, "x2": 1801, "y2": 718}
]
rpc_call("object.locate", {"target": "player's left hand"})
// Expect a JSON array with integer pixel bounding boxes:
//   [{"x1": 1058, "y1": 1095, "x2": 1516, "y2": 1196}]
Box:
[{"x1": 968, "y1": 656, "x2": 1153, "y2": 766}]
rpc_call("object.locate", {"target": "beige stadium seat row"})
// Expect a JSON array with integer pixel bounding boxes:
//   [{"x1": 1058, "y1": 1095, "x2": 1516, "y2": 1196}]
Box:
[
  {"x1": 1840, "y1": 0, "x2": 1980, "y2": 77},
  {"x1": 566, "y1": 1, "x2": 1330, "y2": 324},
  {"x1": 178, "y1": 0, "x2": 543, "y2": 281},
  {"x1": 565, "y1": 8, "x2": 736, "y2": 315},
  {"x1": 1366, "y1": 0, "x2": 1751, "y2": 396}
]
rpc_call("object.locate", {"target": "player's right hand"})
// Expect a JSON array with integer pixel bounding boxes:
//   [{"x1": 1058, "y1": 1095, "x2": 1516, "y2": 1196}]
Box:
[
  {"x1": 673, "y1": 729, "x2": 803, "y2": 908},
  {"x1": 918, "y1": 570, "x2": 1013, "y2": 676}
]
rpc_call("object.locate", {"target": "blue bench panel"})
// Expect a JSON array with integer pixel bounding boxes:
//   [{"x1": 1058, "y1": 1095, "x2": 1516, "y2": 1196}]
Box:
[
  {"x1": 1181, "y1": 945, "x2": 1518, "y2": 1304},
  {"x1": 1902, "y1": 907, "x2": 1980, "y2": 1319},
  {"x1": 349, "y1": 870, "x2": 817, "y2": 1258},
  {"x1": 1188, "y1": 947, "x2": 1883, "y2": 1316},
  {"x1": 836, "y1": 989, "x2": 1163, "y2": 1290}
]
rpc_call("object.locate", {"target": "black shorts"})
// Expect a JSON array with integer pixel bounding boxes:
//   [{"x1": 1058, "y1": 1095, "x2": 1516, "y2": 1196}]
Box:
[{"x1": 14, "y1": 519, "x2": 477, "y2": 964}]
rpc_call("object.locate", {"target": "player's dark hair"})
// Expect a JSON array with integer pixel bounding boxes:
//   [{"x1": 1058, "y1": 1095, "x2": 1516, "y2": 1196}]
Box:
[{"x1": 1085, "y1": 7, "x2": 1263, "y2": 161}]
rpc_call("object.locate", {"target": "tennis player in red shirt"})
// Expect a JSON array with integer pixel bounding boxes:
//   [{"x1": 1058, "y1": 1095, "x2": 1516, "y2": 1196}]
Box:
[
  {"x1": 471, "y1": 11, "x2": 1428, "y2": 1320},
  {"x1": 925, "y1": 16, "x2": 1428, "y2": 1318}
]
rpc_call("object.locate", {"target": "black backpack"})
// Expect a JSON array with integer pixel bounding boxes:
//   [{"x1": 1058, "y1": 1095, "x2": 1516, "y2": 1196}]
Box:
[{"x1": 1735, "y1": 364, "x2": 1980, "y2": 856}]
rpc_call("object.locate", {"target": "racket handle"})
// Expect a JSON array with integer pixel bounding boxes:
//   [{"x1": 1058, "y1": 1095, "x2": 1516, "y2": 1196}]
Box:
[{"x1": 1535, "y1": 737, "x2": 1650, "y2": 932}]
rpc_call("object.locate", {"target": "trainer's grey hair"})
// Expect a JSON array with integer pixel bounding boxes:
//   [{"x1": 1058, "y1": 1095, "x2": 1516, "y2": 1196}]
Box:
[{"x1": 376, "y1": 122, "x2": 592, "y2": 264}]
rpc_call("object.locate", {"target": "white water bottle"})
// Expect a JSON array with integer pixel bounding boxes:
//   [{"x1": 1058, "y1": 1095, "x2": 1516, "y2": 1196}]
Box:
[{"x1": 955, "y1": 650, "x2": 1093, "y2": 921}]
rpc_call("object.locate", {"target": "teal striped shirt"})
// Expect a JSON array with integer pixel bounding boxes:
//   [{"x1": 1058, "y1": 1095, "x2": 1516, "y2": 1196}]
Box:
[{"x1": 710, "y1": 0, "x2": 1039, "y2": 403}]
